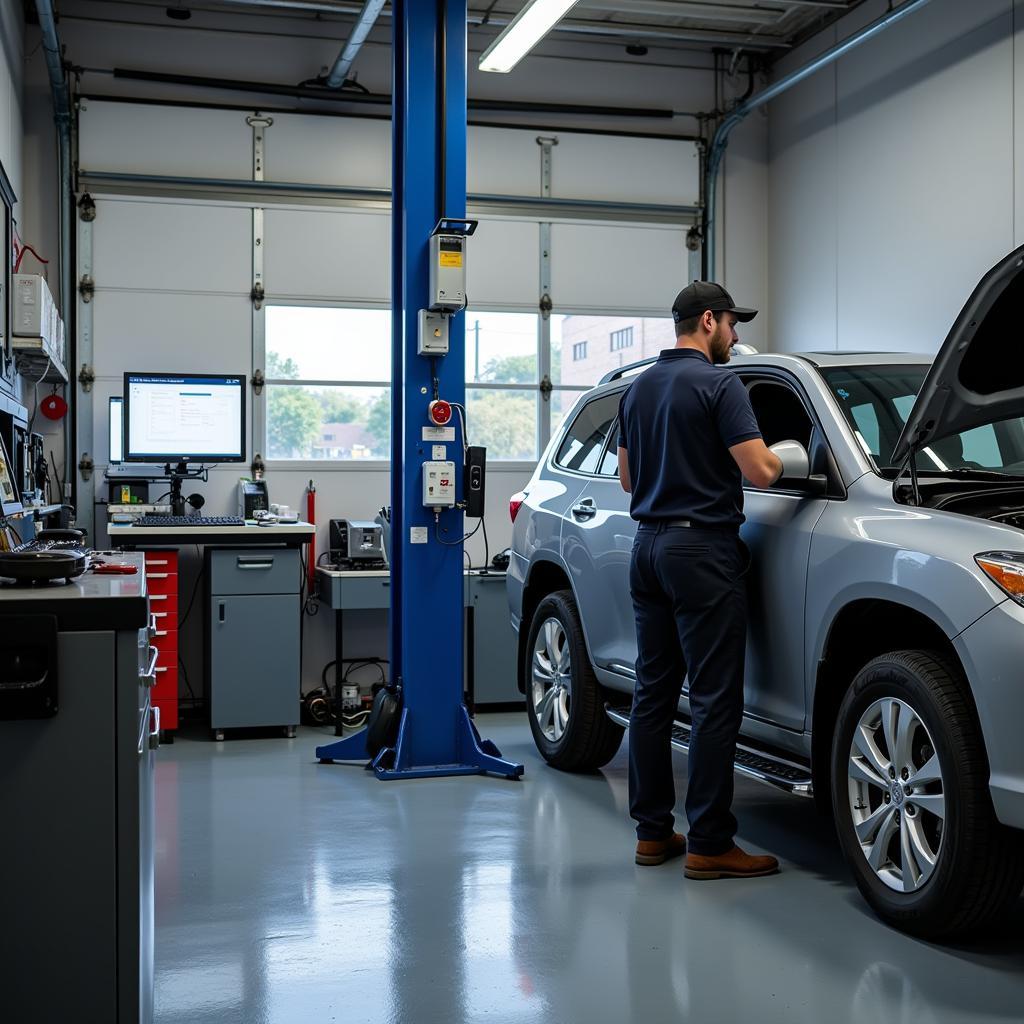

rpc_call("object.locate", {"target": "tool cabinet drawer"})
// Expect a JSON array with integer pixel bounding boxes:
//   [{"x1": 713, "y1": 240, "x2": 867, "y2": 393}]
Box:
[{"x1": 207, "y1": 548, "x2": 299, "y2": 596}]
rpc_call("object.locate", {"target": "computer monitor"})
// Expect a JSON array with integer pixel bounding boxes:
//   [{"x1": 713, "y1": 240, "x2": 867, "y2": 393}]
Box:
[
  {"x1": 123, "y1": 373, "x2": 246, "y2": 464},
  {"x1": 109, "y1": 397, "x2": 123, "y2": 464}
]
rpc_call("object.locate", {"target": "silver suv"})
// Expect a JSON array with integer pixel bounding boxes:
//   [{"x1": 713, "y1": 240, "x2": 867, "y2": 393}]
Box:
[{"x1": 508, "y1": 247, "x2": 1024, "y2": 938}]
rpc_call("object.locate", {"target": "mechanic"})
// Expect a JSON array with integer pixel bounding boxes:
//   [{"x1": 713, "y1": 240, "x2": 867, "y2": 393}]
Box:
[{"x1": 617, "y1": 280, "x2": 784, "y2": 880}]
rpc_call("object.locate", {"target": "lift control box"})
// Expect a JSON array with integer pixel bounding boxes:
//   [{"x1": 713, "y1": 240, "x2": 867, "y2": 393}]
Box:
[
  {"x1": 418, "y1": 309, "x2": 450, "y2": 356},
  {"x1": 423, "y1": 461, "x2": 456, "y2": 508},
  {"x1": 429, "y1": 234, "x2": 467, "y2": 312}
]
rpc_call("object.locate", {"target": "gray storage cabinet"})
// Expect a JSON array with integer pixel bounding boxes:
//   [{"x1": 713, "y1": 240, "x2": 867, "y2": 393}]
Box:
[
  {"x1": 206, "y1": 547, "x2": 301, "y2": 736},
  {"x1": 468, "y1": 571, "x2": 522, "y2": 705}
]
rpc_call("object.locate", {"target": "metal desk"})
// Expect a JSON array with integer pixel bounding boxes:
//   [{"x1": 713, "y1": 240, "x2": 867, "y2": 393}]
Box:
[{"x1": 316, "y1": 566, "x2": 521, "y2": 733}]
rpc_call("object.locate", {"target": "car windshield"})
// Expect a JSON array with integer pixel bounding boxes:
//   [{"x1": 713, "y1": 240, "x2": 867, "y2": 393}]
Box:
[{"x1": 819, "y1": 364, "x2": 1024, "y2": 478}]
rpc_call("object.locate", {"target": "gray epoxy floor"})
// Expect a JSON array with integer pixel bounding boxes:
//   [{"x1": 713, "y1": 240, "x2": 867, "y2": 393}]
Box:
[{"x1": 154, "y1": 714, "x2": 1024, "y2": 1024}]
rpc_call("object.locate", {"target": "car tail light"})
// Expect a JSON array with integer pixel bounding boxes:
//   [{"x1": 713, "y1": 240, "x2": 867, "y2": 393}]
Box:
[
  {"x1": 510, "y1": 491, "x2": 527, "y2": 523},
  {"x1": 976, "y1": 552, "x2": 1024, "y2": 604}
]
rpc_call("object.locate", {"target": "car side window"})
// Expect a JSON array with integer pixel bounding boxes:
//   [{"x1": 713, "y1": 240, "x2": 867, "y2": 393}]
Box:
[
  {"x1": 744, "y1": 379, "x2": 814, "y2": 450},
  {"x1": 554, "y1": 392, "x2": 621, "y2": 475}
]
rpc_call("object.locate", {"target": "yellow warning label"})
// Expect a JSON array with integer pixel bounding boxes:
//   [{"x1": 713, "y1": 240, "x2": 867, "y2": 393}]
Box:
[{"x1": 439, "y1": 251, "x2": 463, "y2": 268}]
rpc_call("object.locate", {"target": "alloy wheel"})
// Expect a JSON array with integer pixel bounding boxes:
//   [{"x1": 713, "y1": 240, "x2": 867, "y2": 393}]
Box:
[
  {"x1": 848, "y1": 697, "x2": 946, "y2": 893},
  {"x1": 531, "y1": 617, "x2": 572, "y2": 742}
]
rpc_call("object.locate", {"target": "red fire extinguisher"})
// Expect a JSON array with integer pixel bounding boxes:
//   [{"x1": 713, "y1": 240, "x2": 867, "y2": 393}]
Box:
[{"x1": 306, "y1": 479, "x2": 316, "y2": 594}]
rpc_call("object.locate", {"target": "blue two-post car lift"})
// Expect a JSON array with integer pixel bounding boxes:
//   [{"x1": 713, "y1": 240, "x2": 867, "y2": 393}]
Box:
[{"x1": 315, "y1": 0, "x2": 524, "y2": 782}]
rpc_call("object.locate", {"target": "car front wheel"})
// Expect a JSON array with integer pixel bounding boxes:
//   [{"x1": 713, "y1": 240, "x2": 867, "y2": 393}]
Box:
[
  {"x1": 831, "y1": 649, "x2": 1024, "y2": 938},
  {"x1": 525, "y1": 590, "x2": 624, "y2": 771}
]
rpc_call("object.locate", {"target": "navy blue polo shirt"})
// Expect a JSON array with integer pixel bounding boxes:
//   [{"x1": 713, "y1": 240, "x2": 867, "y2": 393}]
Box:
[{"x1": 616, "y1": 348, "x2": 761, "y2": 527}]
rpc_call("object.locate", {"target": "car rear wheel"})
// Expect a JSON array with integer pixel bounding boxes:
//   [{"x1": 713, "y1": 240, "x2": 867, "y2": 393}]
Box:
[
  {"x1": 525, "y1": 590, "x2": 624, "y2": 771},
  {"x1": 831, "y1": 650, "x2": 1024, "y2": 938}
]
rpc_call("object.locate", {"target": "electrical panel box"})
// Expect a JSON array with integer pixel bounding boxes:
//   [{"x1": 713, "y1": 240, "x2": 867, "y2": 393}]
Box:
[
  {"x1": 13, "y1": 275, "x2": 64, "y2": 361},
  {"x1": 423, "y1": 460, "x2": 456, "y2": 508},
  {"x1": 429, "y1": 234, "x2": 467, "y2": 311},
  {"x1": 417, "y1": 309, "x2": 450, "y2": 356}
]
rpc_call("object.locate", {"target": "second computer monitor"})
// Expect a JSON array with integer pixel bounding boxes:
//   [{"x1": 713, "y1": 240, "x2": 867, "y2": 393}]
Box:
[{"x1": 123, "y1": 373, "x2": 246, "y2": 464}]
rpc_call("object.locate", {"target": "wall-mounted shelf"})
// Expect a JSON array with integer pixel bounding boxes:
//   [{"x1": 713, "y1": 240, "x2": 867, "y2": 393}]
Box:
[{"x1": 12, "y1": 336, "x2": 68, "y2": 384}]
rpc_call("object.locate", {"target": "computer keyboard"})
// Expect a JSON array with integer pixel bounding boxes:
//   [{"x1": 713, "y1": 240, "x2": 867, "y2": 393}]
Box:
[{"x1": 134, "y1": 515, "x2": 245, "y2": 527}]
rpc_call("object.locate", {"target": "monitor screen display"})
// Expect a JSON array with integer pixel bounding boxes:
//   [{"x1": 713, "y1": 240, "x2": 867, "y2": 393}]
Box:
[
  {"x1": 109, "y1": 397, "x2": 123, "y2": 464},
  {"x1": 123, "y1": 373, "x2": 246, "y2": 463}
]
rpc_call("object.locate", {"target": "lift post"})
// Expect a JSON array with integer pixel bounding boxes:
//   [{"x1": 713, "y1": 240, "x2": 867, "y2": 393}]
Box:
[{"x1": 316, "y1": 0, "x2": 523, "y2": 781}]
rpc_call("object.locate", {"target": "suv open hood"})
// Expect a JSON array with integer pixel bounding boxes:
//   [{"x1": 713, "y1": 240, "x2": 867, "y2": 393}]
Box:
[{"x1": 892, "y1": 244, "x2": 1024, "y2": 465}]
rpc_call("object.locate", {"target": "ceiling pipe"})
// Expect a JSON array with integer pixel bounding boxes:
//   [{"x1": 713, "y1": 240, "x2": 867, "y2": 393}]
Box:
[
  {"x1": 325, "y1": 0, "x2": 386, "y2": 86},
  {"x1": 703, "y1": 0, "x2": 933, "y2": 278}
]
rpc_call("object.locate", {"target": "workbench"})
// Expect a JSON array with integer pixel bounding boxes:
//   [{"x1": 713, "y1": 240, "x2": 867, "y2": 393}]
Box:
[{"x1": 316, "y1": 565, "x2": 521, "y2": 734}]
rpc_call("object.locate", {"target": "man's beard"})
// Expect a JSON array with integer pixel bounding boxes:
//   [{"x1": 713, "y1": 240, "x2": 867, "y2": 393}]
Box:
[{"x1": 710, "y1": 324, "x2": 732, "y2": 364}]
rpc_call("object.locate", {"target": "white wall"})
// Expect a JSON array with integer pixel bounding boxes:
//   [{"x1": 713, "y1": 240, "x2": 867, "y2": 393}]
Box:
[{"x1": 768, "y1": 0, "x2": 1019, "y2": 355}]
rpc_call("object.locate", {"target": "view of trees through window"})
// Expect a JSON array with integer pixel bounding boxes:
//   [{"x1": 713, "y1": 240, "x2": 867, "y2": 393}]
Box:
[
  {"x1": 465, "y1": 312, "x2": 540, "y2": 461},
  {"x1": 264, "y1": 307, "x2": 674, "y2": 462},
  {"x1": 265, "y1": 307, "x2": 390, "y2": 460}
]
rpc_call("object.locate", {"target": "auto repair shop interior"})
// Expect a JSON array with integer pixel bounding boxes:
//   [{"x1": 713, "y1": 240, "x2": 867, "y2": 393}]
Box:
[{"x1": 4, "y1": 0, "x2": 1024, "y2": 1021}]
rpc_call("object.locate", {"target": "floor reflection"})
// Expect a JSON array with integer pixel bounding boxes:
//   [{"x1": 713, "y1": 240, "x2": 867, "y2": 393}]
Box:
[{"x1": 153, "y1": 715, "x2": 1024, "y2": 1024}]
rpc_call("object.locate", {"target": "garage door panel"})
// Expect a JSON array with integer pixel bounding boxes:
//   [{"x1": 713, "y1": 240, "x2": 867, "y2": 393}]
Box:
[
  {"x1": 79, "y1": 100, "x2": 251, "y2": 179},
  {"x1": 466, "y1": 219, "x2": 538, "y2": 308},
  {"x1": 92, "y1": 292, "x2": 251, "y2": 377},
  {"x1": 93, "y1": 200, "x2": 251, "y2": 293},
  {"x1": 263, "y1": 209, "x2": 390, "y2": 301},
  {"x1": 551, "y1": 223, "x2": 685, "y2": 312},
  {"x1": 263, "y1": 115, "x2": 390, "y2": 189}
]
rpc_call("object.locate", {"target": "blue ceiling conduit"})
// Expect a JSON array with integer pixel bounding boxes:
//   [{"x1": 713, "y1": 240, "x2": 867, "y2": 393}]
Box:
[
  {"x1": 704, "y1": 0, "x2": 934, "y2": 279},
  {"x1": 326, "y1": 0, "x2": 387, "y2": 87}
]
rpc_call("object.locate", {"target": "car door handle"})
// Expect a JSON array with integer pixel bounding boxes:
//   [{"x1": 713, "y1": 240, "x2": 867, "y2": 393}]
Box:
[{"x1": 571, "y1": 500, "x2": 597, "y2": 520}]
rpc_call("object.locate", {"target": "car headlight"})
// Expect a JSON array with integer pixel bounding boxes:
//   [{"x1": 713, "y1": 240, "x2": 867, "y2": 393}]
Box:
[{"x1": 975, "y1": 552, "x2": 1024, "y2": 604}]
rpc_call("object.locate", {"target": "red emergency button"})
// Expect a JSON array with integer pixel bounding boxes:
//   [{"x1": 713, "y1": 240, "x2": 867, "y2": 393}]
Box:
[{"x1": 428, "y1": 399, "x2": 453, "y2": 427}]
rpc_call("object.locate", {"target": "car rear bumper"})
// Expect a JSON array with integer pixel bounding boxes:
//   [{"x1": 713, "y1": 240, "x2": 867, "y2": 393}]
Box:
[{"x1": 954, "y1": 598, "x2": 1024, "y2": 831}]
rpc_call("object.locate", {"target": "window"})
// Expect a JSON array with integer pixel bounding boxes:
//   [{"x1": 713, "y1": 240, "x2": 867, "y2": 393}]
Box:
[
  {"x1": 265, "y1": 306, "x2": 390, "y2": 460},
  {"x1": 610, "y1": 326, "x2": 634, "y2": 352},
  {"x1": 744, "y1": 380, "x2": 813, "y2": 450},
  {"x1": 821, "y1": 364, "x2": 1024, "y2": 475},
  {"x1": 554, "y1": 393, "x2": 620, "y2": 475},
  {"x1": 465, "y1": 311, "x2": 539, "y2": 461},
  {"x1": 572, "y1": 341, "x2": 588, "y2": 361}
]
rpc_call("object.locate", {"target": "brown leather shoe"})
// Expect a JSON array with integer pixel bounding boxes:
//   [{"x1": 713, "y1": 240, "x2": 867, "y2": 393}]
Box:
[
  {"x1": 635, "y1": 832, "x2": 687, "y2": 866},
  {"x1": 684, "y1": 844, "x2": 780, "y2": 880}
]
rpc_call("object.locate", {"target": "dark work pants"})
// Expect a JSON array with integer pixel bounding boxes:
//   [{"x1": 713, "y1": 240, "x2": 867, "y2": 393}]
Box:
[{"x1": 628, "y1": 523, "x2": 749, "y2": 856}]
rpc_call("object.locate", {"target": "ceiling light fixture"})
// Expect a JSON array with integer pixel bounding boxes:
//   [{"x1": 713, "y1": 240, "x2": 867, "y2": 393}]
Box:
[{"x1": 478, "y1": 0, "x2": 581, "y2": 74}]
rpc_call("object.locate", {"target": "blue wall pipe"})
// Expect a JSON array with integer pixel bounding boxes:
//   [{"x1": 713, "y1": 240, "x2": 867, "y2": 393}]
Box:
[{"x1": 703, "y1": 0, "x2": 934, "y2": 279}]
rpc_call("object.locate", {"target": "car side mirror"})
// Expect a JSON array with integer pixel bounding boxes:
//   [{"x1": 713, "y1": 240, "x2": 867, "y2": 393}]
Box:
[{"x1": 769, "y1": 440, "x2": 810, "y2": 480}]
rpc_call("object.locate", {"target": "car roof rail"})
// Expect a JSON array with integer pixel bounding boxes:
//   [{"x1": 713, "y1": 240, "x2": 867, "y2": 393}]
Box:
[{"x1": 599, "y1": 357, "x2": 660, "y2": 385}]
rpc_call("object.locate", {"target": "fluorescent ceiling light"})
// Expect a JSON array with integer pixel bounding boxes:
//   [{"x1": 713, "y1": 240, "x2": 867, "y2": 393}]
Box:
[{"x1": 478, "y1": 0, "x2": 581, "y2": 74}]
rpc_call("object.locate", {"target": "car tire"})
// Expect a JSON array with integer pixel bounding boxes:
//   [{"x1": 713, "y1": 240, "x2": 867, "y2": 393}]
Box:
[
  {"x1": 831, "y1": 649, "x2": 1024, "y2": 938},
  {"x1": 524, "y1": 590, "x2": 624, "y2": 771}
]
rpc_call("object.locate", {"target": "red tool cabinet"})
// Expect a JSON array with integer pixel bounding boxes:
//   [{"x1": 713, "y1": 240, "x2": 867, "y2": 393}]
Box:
[{"x1": 145, "y1": 549, "x2": 178, "y2": 734}]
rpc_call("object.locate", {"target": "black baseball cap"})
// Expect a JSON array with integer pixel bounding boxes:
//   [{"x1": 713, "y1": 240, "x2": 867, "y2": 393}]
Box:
[{"x1": 672, "y1": 281, "x2": 758, "y2": 324}]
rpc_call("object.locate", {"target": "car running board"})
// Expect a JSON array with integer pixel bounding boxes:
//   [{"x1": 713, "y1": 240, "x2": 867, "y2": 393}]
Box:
[{"x1": 604, "y1": 706, "x2": 814, "y2": 798}]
